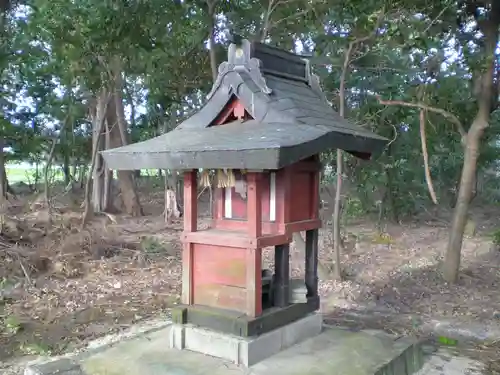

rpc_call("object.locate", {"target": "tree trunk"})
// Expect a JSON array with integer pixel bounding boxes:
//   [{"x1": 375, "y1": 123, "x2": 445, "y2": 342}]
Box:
[
  {"x1": 107, "y1": 58, "x2": 143, "y2": 216},
  {"x1": 91, "y1": 91, "x2": 112, "y2": 212},
  {"x1": 102, "y1": 120, "x2": 112, "y2": 210},
  {"x1": 443, "y1": 125, "x2": 485, "y2": 282},
  {"x1": 332, "y1": 149, "x2": 343, "y2": 279},
  {"x1": 72, "y1": 162, "x2": 78, "y2": 184},
  {"x1": 83, "y1": 90, "x2": 109, "y2": 227},
  {"x1": 385, "y1": 163, "x2": 398, "y2": 223},
  {"x1": 443, "y1": 4, "x2": 499, "y2": 283},
  {"x1": 43, "y1": 138, "x2": 58, "y2": 215},
  {"x1": 63, "y1": 148, "x2": 71, "y2": 185},
  {"x1": 207, "y1": 0, "x2": 218, "y2": 81},
  {"x1": 331, "y1": 41, "x2": 355, "y2": 281},
  {"x1": 34, "y1": 161, "x2": 40, "y2": 189},
  {"x1": 0, "y1": 135, "x2": 7, "y2": 201},
  {"x1": 162, "y1": 108, "x2": 179, "y2": 214},
  {"x1": 78, "y1": 164, "x2": 86, "y2": 188},
  {"x1": 292, "y1": 232, "x2": 331, "y2": 280},
  {"x1": 61, "y1": 105, "x2": 72, "y2": 186}
]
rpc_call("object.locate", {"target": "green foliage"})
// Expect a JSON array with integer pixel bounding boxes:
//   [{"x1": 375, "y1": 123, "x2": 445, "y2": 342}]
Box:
[
  {"x1": 140, "y1": 236, "x2": 166, "y2": 254},
  {"x1": 19, "y1": 341, "x2": 52, "y2": 355},
  {"x1": 491, "y1": 228, "x2": 500, "y2": 247},
  {"x1": 2, "y1": 315, "x2": 23, "y2": 335},
  {"x1": 0, "y1": 0, "x2": 498, "y2": 228},
  {"x1": 342, "y1": 197, "x2": 364, "y2": 221},
  {"x1": 437, "y1": 336, "x2": 458, "y2": 346},
  {"x1": 371, "y1": 232, "x2": 395, "y2": 245}
]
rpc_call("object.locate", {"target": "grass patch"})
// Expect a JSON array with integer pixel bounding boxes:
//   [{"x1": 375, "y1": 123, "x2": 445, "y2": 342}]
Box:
[
  {"x1": 6, "y1": 165, "x2": 167, "y2": 185},
  {"x1": 2, "y1": 315, "x2": 23, "y2": 335},
  {"x1": 140, "y1": 237, "x2": 166, "y2": 254},
  {"x1": 19, "y1": 341, "x2": 53, "y2": 356}
]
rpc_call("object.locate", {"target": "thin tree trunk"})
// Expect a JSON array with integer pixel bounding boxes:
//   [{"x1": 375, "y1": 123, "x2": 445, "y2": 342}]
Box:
[
  {"x1": 102, "y1": 120, "x2": 112, "y2": 210},
  {"x1": 293, "y1": 231, "x2": 331, "y2": 280},
  {"x1": 443, "y1": 4, "x2": 500, "y2": 283},
  {"x1": 62, "y1": 94, "x2": 72, "y2": 186},
  {"x1": 385, "y1": 147, "x2": 399, "y2": 223},
  {"x1": 83, "y1": 91, "x2": 109, "y2": 228},
  {"x1": 332, "y1": 149, "x2": 343, "y2": 279},
  {"x1": 1, "y1": 167, "x2": 9, "y2": 196},
  {"x1": 444, "y1": 125, "x2": 485, "y2": 282},
  {"x1": 258, "y1": 0, "x2": 272, "y2": 41},
  {"x1": 207, "y1": 0, "x2": 218, "y2": 81},
  {"x1": 72, "y1": 162, "x2": 78, "y2": 185},
  {"x1": 331, "y1": 42, "x2": 355, "y2": 280},
  {"x1": 43, "y1": 137, "x2": 58, "y2": 217},
  {"x1": 125, "y1": 80, "x2": 141, "y2": 178},
  {"x1": 0, "y1": 135, "x2": 7, "y2": 201},
  {"x1": 34, "y1": 161, "x2": 40, "y2": 189},
  {"x1": 63, "y1": 149, "x2": 71, "y2": 185},
  {"x1": 91, "y1": 91, "x2": 112, "y2": 212},
  {"x1": 162, "y1": 109, "x2": 179, "y2": 215}
]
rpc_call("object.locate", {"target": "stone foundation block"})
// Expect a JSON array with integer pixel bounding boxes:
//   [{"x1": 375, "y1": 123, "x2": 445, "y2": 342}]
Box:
[{"x1": 169, "y1": 312, "x2": 323, "y2": 367}]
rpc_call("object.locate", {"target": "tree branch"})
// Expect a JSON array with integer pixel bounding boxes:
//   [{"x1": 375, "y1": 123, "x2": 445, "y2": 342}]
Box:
[
  {"x1": 271, "y1": 0, "x2": 323, "y2": 28},
  {"x1": 376, "y1": 96, "x2": 466, "y2": 139},
  {"x1": 422, "y1": 5, "x2": 450, "y2": 35},
  {"x1": 419, "y1": 109, "x2": 438, "y2": 204},
  {"x1": 339, "y1": 42, "x2": 355, "y2": 117}
]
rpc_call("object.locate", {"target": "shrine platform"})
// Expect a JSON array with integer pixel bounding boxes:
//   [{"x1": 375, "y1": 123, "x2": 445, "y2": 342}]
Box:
[{"x1": 26, "y1": 321, "x2": 424, "y2": 375}]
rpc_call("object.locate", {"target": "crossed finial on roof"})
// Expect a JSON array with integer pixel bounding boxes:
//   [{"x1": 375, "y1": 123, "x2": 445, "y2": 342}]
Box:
[
  {"x1": 206, "y1": 37, "x2": 272, "y2": 101},
  {"x1": 227, "y1": 32, "x2": 244, "y2": 46}
]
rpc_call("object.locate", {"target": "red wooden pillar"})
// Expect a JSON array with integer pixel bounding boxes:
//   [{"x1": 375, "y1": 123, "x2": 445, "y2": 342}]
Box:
[
  {"x1": 310, "y1": 169, "x2": 320, "y2": 220},
  {"x1": 277, "y1": 167, "x2": 292, "y2": 234},
  {"x1": 214, "y1": 187, "x2": 224, "y2": 220},
  {"x1": 245, "y1": 172, "x2": 262, "y2": 317},
  {"x1": 181, "y1": 170, "x2": 197, "y2": 304},
  {"x1": 247, "y1": 172, "x2": 262, "y2": 238}
]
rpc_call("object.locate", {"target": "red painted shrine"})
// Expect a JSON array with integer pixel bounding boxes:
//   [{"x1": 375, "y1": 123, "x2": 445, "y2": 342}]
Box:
[
  {"x1": 182, "y1": 104, "x2": 322, "y2": 318},
  {"x1": 102, "y1": 38, "x2": 387, "y2": 337}
]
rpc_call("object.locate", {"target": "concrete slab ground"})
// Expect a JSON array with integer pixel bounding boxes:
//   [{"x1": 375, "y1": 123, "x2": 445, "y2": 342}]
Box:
[
  {"x1": 415, "y1": 347, "x2": 484, "y2": 375},
  {"x1": 26, "y1": 324, "x2": 423, "y2": 375}
]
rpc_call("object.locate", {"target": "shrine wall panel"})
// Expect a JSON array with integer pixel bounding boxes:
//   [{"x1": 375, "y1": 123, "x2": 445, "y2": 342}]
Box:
[
  {"x1": 192, "y1": 244, "x2": 247, "y2": 287},
  {"x1": 194, "y1": 283, "x2": 248, "y2": 312},
  {"x1": 289, "y1": 171, "x2": 313, "y2": 222},
  {"x1": 192, "y1": 243, "x2": 248, "y2": 312},
  {"x1": 225, "y1": 172, "x2": 272, "y2": 221}
]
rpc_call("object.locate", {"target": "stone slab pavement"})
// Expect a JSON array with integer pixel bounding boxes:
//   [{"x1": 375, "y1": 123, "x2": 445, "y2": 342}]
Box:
[
  {"x1": 11, "y1": 322, "x2": 490, "y2": 375},
  {"x1": 27, "y1": 325, "x2": 422, "y2": 375},
  {"x1": 416, "y1": 347, "x2": 484, "y2": 375}
]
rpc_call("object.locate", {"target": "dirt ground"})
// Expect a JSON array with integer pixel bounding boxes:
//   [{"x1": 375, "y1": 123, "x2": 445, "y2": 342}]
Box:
[{"x1": 1, "y1": 179, "x2": 500, "y2": 366}]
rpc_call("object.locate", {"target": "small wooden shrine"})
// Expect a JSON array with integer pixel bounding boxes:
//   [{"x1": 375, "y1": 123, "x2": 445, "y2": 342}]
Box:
[{"x1": 102, "y1": 39, "x2": 387, "y2": 339}]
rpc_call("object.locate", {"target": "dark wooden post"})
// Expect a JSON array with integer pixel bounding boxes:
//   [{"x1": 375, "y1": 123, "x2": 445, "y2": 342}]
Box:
[
  {"x1": 274, "y1": 244, "x2": 290, "y2": 307},
  {"x1": 181, "y1": 170, "x2": 197, "y2": 304},
  {"x1": 305, "y1": 229, "x2": 319, "y2": 298}
]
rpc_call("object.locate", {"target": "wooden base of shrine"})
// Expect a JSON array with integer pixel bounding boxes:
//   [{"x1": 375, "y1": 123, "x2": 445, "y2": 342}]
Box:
[
  {"x1": 171, "y1": 296, "x2": 319, "y2": 337},
  {"x1": 169, "y1": 312, "x2": 323, "y2": 367}
]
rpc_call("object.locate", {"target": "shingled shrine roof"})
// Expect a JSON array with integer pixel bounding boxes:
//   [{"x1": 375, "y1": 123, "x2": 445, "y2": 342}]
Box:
[{"x1": 101, "y1": 39, "x2": 388, "y2": 171}]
